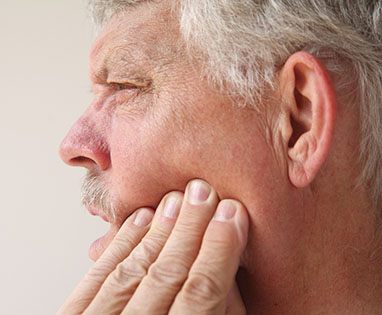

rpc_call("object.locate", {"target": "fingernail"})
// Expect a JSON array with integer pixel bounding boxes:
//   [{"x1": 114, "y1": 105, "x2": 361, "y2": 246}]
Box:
[
  {"x1": 133, "y1": 208, "x2": 154, "y2": 227},
  {"x1": 187, "y1": 180, "x2": 211, "y2": 204},
  {"x1": 213, "y1": 200, "x2": 237, "y2": 222},
  {"x1": 163, "y1": 196, "x2": 180, "y2": 218}
]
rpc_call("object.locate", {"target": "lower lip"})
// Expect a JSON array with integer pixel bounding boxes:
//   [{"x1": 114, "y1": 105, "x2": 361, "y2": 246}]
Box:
[{"x1": 89, "y1": 226, "x2": 118, "y2": 261}]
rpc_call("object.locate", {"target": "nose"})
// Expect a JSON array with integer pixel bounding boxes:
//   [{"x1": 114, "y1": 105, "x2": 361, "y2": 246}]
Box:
[{"x1": 59, "y1": 116, "x2": 111, "y2": 171}]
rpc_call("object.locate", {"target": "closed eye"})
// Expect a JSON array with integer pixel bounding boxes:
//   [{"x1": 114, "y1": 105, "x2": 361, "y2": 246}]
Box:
[{"x1": 109, "y1": 82, "x2": 139, "y2": 91}]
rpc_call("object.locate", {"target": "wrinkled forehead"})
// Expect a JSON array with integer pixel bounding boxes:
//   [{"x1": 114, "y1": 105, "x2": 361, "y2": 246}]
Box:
[{"x1": 89, "y1": 0, "x2": 181, "y2": 81}]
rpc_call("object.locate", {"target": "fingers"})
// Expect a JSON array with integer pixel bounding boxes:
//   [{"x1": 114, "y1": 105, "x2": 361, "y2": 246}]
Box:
[
  {"x1": 169, "y1": 199, "x2": 249, "y2": 315},
  {"x1": 84, "y1": 192, "x2": 184, "y2": 315},
  {"x1": 59, "y1": 179, "x2": 248, "y2": 315},
  {"x1": 57, "y1": 208, "x2": 155, "y2": 315},
  {"x1": 123, "y1": 180, "x2": 220, "y2": 315}
]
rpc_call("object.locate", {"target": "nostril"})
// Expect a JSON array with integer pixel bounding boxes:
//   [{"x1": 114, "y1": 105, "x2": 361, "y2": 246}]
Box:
[
  {"x1": 59, "y1": 129, "x2": 111, "y2": 170},
  {"x1": 69, "y1": 156, "x2": 96, "y2": 167}
]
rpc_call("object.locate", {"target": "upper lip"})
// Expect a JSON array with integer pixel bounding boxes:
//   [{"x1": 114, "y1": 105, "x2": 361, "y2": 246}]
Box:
[{"x1": 87, "y1": 205, "x2": 111, "y2": 223}]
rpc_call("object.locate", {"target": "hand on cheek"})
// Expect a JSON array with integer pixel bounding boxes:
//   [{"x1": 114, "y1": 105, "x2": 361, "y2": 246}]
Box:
[{"x1": 58, "y1": 180, "x2": 249, "y2": 315}]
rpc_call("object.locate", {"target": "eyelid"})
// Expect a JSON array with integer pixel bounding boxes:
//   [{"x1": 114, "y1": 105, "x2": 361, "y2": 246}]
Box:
[
  {"x1": 90, "y1": 77, "x2": 151, "y2": 98},
  {"x1": 108, "y1": 82, "x2": 139, "y2": 91},
  {"x1": 107, "y1": 76, "x2": 152, "y2": 88},
  {"x1": 90, "y1": 82, "x2": 137, "y2": 96}
]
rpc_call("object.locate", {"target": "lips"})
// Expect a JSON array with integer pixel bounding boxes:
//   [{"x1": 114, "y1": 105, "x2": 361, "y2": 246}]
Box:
[
  {"x1": 87, "y1": 205, "x2": 111, "y2": 223},
  {"x1": 86, "y1": 205, "x2": 117, "y2": 261}
]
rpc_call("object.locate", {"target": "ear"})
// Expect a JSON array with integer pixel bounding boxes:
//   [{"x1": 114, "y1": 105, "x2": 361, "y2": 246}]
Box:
[{"x1": 278, "y1": 51, "x2": 336, "y2": 188}]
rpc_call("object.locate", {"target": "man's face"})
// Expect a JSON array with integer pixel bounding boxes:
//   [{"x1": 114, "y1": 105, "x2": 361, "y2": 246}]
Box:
[{"x1": 60, "y1": 1, "x2": 278, "y2": 261}]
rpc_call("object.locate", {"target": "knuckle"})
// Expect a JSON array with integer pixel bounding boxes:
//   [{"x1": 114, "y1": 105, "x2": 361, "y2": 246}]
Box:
[
  {"x1": 146, "y1": 226, "x2": 169, "y2": 244},
  {"x1": 103, "y1": 236, "x2": 138, "y2": 264},
  {"x1": 84, "y1": 260, "x2": 112, "y2": 284},
  {"x1": 105, "y1": 259, "x2": 146, "y2": 295},
  {"x1": 103, "y1": 261, "x2": 145, "y2": 296},
  {"x1": 174, "y1": 220, "x2": 203, "y2": 238},
  {"x1": 113, "y1": 257, "x2": 146, "y2": 282},
  {"x1": 113, "y1": 234, "x2": 137, "y2": 253},
  {"x1": 181, "y1": 271, "x2": 223, "y2": 305},
  {"x1": 148, "y1": 254, "x2": 190, "y2": 288},
  {"x1": 205, "y1": 227, "x2": 237, "y2": 251},
  {"x1": 98, "y1": 255, "x2": 150, "y2": 300},
  {"x1": 129, "y1": 237, "x2": 161, "y2": 266},
  {"x1": 110, "y1": 234, "x2": 167, "y2": 285}
]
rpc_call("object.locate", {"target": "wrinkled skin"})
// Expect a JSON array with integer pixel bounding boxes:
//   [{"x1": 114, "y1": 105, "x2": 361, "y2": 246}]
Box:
[
  {"x1": 58, "y1": 180, "x2": 249, "y2": 315},
  {"x1": 60, "y1": 1, "x2": 382, "y2": 314},
  {"x1": 60, "y1": 2, "x2": 279, "y2": 263}
]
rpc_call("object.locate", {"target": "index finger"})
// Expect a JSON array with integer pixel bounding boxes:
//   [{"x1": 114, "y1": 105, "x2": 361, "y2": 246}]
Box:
[{"x1": 57, "y1": 208, "x2": 154, "y2": 315}]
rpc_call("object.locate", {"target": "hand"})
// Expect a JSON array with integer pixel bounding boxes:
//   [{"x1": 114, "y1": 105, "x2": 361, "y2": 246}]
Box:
[{"x1": 58, "y1": 179, "x2": 249, "y2": 315}]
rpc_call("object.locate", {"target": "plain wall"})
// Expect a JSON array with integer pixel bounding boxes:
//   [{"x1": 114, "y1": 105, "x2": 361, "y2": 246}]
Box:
[{"x1": 0, "y1": 1, "x2": 107, "y2": 314}]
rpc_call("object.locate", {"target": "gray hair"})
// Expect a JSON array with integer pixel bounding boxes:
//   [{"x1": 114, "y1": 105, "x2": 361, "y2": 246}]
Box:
[{"x1": 88, "y1": 0, "x2": 382, "y2": 210}]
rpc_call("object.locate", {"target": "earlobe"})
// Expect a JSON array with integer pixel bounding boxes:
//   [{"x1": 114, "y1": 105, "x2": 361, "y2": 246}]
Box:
[{"x1": 279, "y1": 52, "x2": 336, "y2": 188}]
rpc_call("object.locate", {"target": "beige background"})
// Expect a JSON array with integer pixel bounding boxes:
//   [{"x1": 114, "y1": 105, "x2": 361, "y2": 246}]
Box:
[{"x1": 0, "y1": 1, "x2": 106, "y2": 314}]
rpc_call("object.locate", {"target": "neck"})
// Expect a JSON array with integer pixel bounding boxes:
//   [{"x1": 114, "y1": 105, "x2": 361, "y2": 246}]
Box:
[{"x1": 238, "y1": 184, "x2": 382, "y2": 314}]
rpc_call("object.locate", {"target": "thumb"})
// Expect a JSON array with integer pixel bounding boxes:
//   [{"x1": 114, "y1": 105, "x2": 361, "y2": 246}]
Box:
[{"x1": 225, "y1": 281, "x2": 246, "y2": 315}]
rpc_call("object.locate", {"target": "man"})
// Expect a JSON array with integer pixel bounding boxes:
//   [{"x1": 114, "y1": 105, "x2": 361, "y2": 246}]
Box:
[{"x1": 58, "y1": 0, "x2": 382, "y2": 314}]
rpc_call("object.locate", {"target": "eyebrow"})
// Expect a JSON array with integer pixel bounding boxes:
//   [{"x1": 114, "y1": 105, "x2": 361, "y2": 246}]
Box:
[{"x1": 90, "y1": 39, "x2": 153, "y2": 85}]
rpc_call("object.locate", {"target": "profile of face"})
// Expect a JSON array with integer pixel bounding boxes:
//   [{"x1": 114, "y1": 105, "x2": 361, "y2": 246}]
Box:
[
  {"x1": 59, "y1": 0, "x2": 382, "y2": 312},
  {"x1": 59, "y1": 1, "x2": 284, "y2": 262}
]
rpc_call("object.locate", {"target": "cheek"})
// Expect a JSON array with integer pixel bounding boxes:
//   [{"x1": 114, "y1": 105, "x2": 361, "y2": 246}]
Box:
[
  {"x1": 108, "y1": 114, "x2": 189, "y2": 210},
  {"x1": 106, "y1": 95, "x2": 275, "y2": 214}
]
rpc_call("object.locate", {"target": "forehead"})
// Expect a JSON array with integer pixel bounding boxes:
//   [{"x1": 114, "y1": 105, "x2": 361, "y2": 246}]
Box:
[{"x1": 89, "y1": 1, "x2": 180, "y2": 80}]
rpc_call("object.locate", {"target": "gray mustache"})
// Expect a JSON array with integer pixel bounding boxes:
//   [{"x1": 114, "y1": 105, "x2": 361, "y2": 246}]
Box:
[{"x1": 81, "y1": 170, "x2": 117, "y2": 223}]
